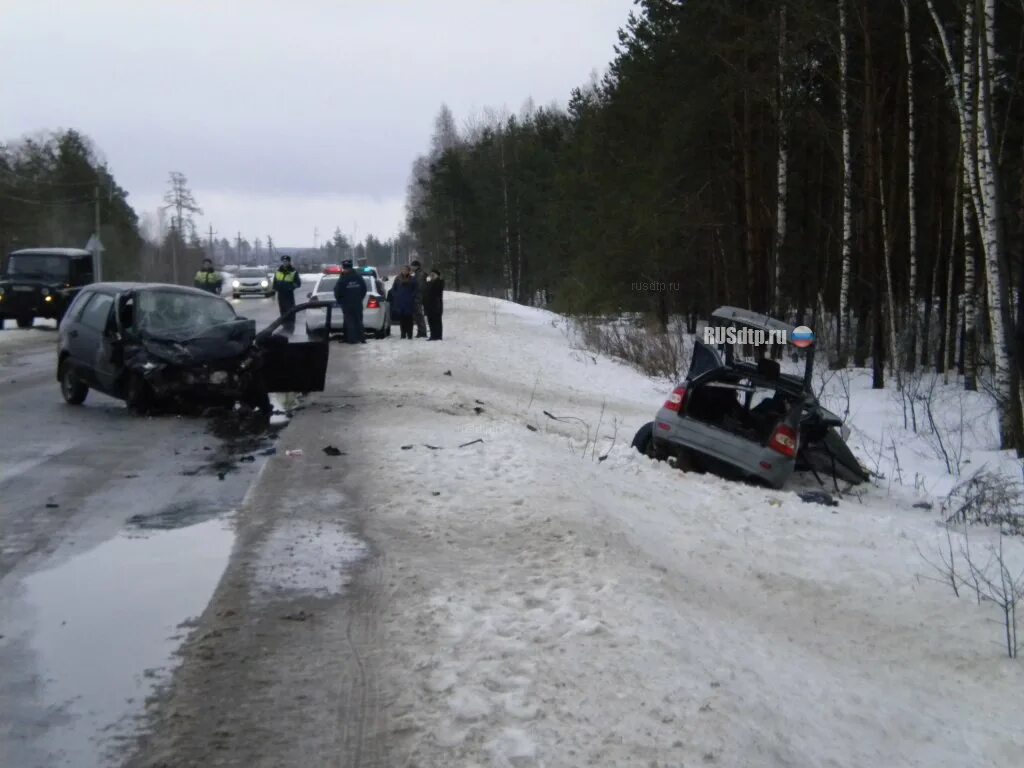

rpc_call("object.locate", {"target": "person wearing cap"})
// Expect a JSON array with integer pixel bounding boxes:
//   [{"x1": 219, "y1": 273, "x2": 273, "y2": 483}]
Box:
[
  {"x1": 333, "y1": 259, "x2": 368, "y2": 343},
  {"x1": 273, "y1": 255, "x2": 302, "y2": 331},
  {"x1": 410, "y1": 259, "x2": 427, "y2": 337}
]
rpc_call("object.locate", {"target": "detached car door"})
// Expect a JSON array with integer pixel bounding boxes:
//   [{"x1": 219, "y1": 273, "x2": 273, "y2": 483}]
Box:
[{"x1": 256, "y1": 301, "x2": 333, "y2": 393}]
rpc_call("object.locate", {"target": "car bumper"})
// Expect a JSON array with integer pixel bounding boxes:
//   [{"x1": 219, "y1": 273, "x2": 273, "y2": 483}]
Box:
[
  {"x1": 0, "y1": 292, "x2": 68, "y2": 319},
  {"x1": 233, "y1": 284, "x2": 271, "y2": 295},
  {"x1": 651, "y1": 407, "x2": 795, "y2": 488},
  {"x1": 306, "y1": 306, "x2": 384, "y2": 333}
]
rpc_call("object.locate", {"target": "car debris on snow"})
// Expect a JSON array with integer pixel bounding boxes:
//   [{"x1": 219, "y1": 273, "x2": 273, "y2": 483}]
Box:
[{"x1": 797, "y1": 490, "x2": 838, "y2": 507}]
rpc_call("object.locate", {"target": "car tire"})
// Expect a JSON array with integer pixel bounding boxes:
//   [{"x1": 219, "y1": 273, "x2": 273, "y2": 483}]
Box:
[
  {"x1": 125, "y1": 373, "x2": 153, "y2": 414},
  {"x1": 59, "y1": 361, "x2": 88, "y2": 405},
  {"x1": 375, "y1": 324, "x2": 388, "y2": 339},
  {"x1": 16, "y1": 315, "x2": 33, "y2": 329},
  {"x1": 631, "y1": 421, "x2": 667, "y2": 462}
]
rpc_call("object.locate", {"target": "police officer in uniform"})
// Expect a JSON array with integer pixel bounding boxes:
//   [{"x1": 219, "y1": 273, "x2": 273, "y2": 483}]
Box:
[
  {"x1": 273, "y1": 255, "x2": 302, "y2": 331},
  {"x1": 194, "y1": 259, "x2": 223, "y2": 294},
  {"x1": 333, "y1": 260, "x2": 368, "y2": 343}
]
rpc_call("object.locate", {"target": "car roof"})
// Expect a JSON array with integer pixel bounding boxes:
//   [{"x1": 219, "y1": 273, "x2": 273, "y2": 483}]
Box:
[
  {"x1": 710, "y1": 306, "x2": 795, "y2": 334},
  {"x1": 9, "y1": 247, "x2": 92, "y2": 258},
  {"x1": 82, "y1": 282, "x2": 228, "y2": 298}
]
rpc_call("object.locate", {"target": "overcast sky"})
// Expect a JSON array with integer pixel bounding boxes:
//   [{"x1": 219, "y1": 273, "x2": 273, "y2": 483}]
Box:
[{"x1": 1, "y1": 0, "x2": 634, "y2": 247}]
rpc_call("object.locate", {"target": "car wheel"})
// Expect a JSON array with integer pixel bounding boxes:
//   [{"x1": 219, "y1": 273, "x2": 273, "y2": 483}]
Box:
[
  {"x1": 16, "y1": 315, "x2": 33, "y2": 329},
  {"x1": 375, "y1": 324, "x2": 388, "y2": 339},
  {"x1": 125, "y1": 373, "x2": 153, "y2": 414},
  {"x1": 59, "y1": 361, "x2": 88, "y2": 405},
  {"x1": 631, "y1": 421, "x2": 668, "y2": 462}
]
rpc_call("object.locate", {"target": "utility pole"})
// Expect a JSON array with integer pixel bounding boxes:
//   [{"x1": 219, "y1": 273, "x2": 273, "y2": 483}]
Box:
[
  {"x1": 208, "y1": 224, "x2": 217, "y2": 263},
  {"x1": 93, "y1": 185, "x2": 103, "y2": 281},
  {"x1": 237, "y1": 231, "x2": 243, "y2": 265},
  {"x1": 313, "y1": 226, "x2": 319, "y2": 250}
]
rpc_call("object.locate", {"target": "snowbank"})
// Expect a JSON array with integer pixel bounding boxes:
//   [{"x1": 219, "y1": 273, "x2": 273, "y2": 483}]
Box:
[{"x1": 329, "y1": 292, "x2": 1023, "y2": 766}]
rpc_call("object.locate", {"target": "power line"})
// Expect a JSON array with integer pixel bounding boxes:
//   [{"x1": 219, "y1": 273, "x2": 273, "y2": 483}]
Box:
[
  {"x1": 0, "y1": 192, "x2": 94, "y2": 206},
  {"x1": 0, "y1": 168, "x2": 100, "y2": 188}
]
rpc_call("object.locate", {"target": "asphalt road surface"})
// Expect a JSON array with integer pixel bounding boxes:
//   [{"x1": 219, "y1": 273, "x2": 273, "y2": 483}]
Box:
[{"x1": 0, "y1": 295, "x2": 290, "y2": 768}]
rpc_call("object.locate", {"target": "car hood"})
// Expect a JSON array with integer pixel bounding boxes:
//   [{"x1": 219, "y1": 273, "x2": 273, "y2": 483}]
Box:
[{"x1": 129, "y1": 318, "x2": 257, "y2": 367}]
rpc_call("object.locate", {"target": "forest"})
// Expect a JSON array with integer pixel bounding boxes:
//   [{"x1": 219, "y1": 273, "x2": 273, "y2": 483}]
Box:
[
  {"x1": 0, "y1": 130, "x2": 142, "y2": 278},
  {"x1": 406, "y1": 0, "x2": 1024, "y2": 451}
]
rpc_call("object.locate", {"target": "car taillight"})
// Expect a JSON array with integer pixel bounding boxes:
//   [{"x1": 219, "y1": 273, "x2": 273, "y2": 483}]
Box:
[
  {"x1": 663, "y1": 386, "x2": 687, "y2": 413},
  {"x1": 367, "y1": 297, "x2": 380, "y2": 309},
  {"x1": 769, "y1": 424, "x2": 798, "y2": 458}
]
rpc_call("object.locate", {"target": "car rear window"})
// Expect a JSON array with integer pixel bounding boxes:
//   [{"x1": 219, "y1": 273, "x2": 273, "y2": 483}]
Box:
[{"x1": 316, "y1": 277, "x2": 338, "y2": 292}]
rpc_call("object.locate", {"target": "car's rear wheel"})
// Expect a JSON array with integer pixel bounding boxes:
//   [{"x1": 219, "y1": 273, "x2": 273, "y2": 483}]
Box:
[
  {"x1": 125, "y1": 373, "x2": 153, "y2": 414},
  {"x1": 632, "y1": 421, "x2": 670, "y2": 462},
  {"x1": 16, "y1": 315, "x2": 33, "y2": 329},
  {"x1": 59, "y1": 361, "x2": 89, "y2": 405}
]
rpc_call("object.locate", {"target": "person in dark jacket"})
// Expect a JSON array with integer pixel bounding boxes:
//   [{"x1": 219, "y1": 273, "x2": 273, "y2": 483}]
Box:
[
  {"x1": 272, "y1": 255, "x2": 302, "y2": 332},
  {"x1": 333, "y1": 260, "x2": 368, "y2": 343},
  {"x1": 423, "y1": 269, "x2": 445, "y2": 340},
  {"x1": 391, "y1": 265, "x2": 418, "y2": 339},
  {"x1": 410, "y1": 259, "x2": 428, "y2": 338},
  {"x1": 194, "y1": 259, "x2": 222, "y2": 294}
]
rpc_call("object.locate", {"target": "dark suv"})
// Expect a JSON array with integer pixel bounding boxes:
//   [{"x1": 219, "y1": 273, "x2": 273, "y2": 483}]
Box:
[
  {"x1": 57, "y1": 282, "x2": 333, "y2": 412},
  {"x1": 0, "y1": 248, "x2": 95, "y2": 328}
]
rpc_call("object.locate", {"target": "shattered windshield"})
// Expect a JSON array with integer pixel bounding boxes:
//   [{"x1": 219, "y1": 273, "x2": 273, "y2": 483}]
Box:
[
  {"x1": 135, "y1": 290, "x2": 237, "y2": 340},
  {"x1": 6, "y1": 254, "x2": 70, "y2": 279}
]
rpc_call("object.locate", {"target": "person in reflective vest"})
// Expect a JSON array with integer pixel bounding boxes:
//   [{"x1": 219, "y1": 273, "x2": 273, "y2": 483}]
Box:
[
  {"x1": 272, "y1": 255, "x2": 302, "y2": 331},
  {"x1": 194, "y1": 259, "x2": 223, "y2": 294}
]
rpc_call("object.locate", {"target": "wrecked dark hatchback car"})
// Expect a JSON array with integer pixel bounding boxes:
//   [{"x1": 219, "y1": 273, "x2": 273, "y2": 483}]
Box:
[
  {"x1": 56, "y1": 283, "x2": 333, "y2": 412},
  {"x1": 632, "y1": 306, "x2": 869, "y2": 489}
]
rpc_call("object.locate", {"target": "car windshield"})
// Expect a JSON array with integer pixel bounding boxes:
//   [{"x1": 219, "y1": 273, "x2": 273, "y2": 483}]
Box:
[
  {"x1": 135, "y1": 290, "x2": 237, "y2": 339},
  {"x1": 238, "y1": 268, "x2": 266, "y2": 278},
  {"x1": 6, "y1": 253, "x2": 70, "y2": 279}
]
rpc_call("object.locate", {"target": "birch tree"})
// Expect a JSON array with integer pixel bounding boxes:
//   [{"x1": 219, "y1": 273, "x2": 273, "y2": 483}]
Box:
[
  {"x1": 837, "y1": 0, "x2": 853, "y2": 367},
  {"x1": 901, "y1": 0, "x2": 918, "y2": 371},
  {"x1": 926, "y1": 0, "x2": 1018, "y2": 444},
  {"x1": 773, "y1": 3, "x2": 788, "y2": 318}
]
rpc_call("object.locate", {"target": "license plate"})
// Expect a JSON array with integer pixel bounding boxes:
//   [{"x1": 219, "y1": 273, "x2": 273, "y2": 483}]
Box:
[{"x1": 12, "y1": 285, "x2": 34, "y2": 292}]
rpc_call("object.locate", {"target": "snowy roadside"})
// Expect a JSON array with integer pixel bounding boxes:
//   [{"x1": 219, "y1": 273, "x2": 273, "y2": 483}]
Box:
[
  {"x1": 129, "y1": 291, "x2": 1023, "y2": 767},
  {"x1": 315, "y1": 292, "x2": 1023, "y2": 767},
  {"x1": 0, "y1": 318, "x2": 57, "y2": 350}
]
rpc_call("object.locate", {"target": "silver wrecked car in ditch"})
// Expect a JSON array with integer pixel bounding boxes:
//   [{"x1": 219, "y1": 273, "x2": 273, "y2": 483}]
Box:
[{"x1": 632, "y1": 306, "x2": 869, "y2": 489}]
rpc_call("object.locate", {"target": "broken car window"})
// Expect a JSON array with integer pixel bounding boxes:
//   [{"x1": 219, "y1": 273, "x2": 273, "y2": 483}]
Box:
[{"x1": 134, "y1": 291, "x2": 237, "y2": 340}]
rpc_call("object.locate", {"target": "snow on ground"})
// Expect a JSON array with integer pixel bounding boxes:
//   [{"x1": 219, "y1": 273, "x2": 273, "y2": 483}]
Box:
[
  {"x1": 0, "y1": 318, "x2": 57, "y2": 348},
  {"x1": 335, "y1": 292, "x2": 1022, "y2": 767}
]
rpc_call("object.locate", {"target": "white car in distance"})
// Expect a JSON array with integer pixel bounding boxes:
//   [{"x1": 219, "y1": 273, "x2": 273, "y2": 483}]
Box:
[{"x1": 305, "y1": 272, "x2": 391, "y2": 339}]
